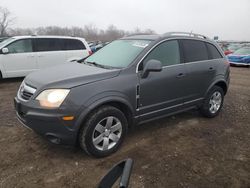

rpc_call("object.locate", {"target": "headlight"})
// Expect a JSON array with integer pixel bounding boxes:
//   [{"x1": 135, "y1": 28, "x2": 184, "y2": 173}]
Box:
[{"x1": 36, "y1": 89, "x2": 70, "y2": 108}]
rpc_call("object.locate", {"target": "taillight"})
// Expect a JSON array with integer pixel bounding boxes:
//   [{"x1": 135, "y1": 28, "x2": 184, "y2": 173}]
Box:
[
  {"x1": 88, "y1": 50, "x2": 93, "y2": 55},
  {"x1": 224, "y1": 50, "x2": 232, "y2": 55}
]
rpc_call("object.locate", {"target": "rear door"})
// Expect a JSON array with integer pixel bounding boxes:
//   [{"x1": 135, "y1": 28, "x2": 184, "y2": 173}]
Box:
[
  {"x1": 138, "y1": 40, "x2": 188, "y2": 121},
  {"x1": 63, "y1": 39, "x2": 89, "y2": 62},
  {"x1": 2, "y1": 39, "x2": 37, "y2": 78},
  {"x1": 180, "y1": 39, "x2": 217, "y2": 103},
  {"x1": 34, "y1": 38, "x2": 67, "y2": 69}
]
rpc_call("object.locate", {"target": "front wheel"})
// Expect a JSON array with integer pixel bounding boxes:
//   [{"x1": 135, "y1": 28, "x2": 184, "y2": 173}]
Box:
[
  {"x1": 200, "y1": 86, "x2": 224, "y2": 118},
  {"x1": 79, "y1": 106, "x2": 128, "y2": 157}
]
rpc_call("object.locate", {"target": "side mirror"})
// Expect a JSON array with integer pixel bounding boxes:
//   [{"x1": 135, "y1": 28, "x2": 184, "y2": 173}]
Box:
[
  {"x1": 97, "y1": 158, "x2": 134, "y2": 188},
  {"x1": 2, "y1": 47, "x2": 9, "y2": 54},
  {"x1": 141, "y1": 59, "x2": 162, "y2": 78}
]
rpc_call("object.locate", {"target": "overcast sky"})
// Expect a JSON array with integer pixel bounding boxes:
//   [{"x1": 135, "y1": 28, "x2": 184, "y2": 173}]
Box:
[{"x1": 1, "y1": 0, "x2": 250, "y2": 40}]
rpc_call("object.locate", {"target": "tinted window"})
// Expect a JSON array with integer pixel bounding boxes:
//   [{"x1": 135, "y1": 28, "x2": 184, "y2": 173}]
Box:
[
  {"x1": 206, "y1": 43, "x2": 223, "y2": 59},
  {"x1": 63, "y1": 39, "x2": 86, "y2": 50},
  {"x1": 7, "y1": 39, "x2": 33, "y2": 53},
  {"x1": 144, "y1": 40, "x2": 180, "y2": 66},
  {"x1": 35, "y1": 38, "x2": 63, "y2": 52},
  {"x1": 182, "y1": 40, "x2": 208, "y2": 62}
]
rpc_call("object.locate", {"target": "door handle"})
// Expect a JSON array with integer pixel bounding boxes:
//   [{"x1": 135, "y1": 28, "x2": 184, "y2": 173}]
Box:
[
  {"x1": 176, "y1": 73, "x2": 185, "y2": 78},
  {"x1": 27, "y1": 55, "x2": 35, "y2": 58}
]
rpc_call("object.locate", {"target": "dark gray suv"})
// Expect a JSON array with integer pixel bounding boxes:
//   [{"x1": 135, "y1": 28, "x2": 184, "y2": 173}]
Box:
[{"x1": 14, "y1": 32, "x2": 230, "y2": 157}]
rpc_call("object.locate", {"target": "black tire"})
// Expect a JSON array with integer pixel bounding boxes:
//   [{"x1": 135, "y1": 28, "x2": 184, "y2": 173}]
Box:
[
  {"x1": 79, "y1": 105, "x2": 128, "y2": 158},
  {"x1": 200, "y1": 86, "x2": 224, "y2": 118}
]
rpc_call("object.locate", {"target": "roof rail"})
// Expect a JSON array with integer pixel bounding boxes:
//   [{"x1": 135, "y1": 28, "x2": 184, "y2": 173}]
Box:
[{"x1": 163, "y1": 32, "x2": 209, "y2": 39}]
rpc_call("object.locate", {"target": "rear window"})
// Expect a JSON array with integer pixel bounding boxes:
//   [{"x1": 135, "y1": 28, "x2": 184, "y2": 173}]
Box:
[
  {"x1": 35, "y1": 38, "x2": 63, "y2": 52},
  {"x1": 206, "y1": 43, "x2": 223, "y2": 59},
  {"x1": 63, "y1": 39, "x2": 86, "y2": 50},
  {"x1": 182, "y1": 40, "x2": 208, "y2": 62}
]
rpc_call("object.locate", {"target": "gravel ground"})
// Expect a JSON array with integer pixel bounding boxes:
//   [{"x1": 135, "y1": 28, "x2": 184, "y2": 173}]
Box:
[{"x1": 0, "y1": 67, "x2": 249, "y2": 188}]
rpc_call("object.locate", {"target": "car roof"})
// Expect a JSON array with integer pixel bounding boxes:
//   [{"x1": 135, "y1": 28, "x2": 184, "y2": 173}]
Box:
[
  {"x1": 122, "y1": 32, "x2": 214, "y2": 43},
  {"x1": 9, "y1": 35, "x2": 86, "y2": 40},
  {"x1": 122, "y1": 34, "x2": 160, "y2": 40}
]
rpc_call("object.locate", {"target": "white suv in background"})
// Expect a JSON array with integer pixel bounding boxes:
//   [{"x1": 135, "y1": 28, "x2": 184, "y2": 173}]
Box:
[{"x1": 0, "y1": 36, "x2": 91, "y2": 78}]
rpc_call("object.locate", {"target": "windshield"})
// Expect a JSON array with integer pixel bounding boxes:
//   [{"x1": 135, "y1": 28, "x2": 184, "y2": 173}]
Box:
[
  {"x1": 233, "y1": 48, "x2": 250, "y2": 55},
  {"x1": 84, "y1": 39, "x2": 151, "y2": 68},
  {"x1": 0, "y1": 37, "x2": 15, "y2": 48}
]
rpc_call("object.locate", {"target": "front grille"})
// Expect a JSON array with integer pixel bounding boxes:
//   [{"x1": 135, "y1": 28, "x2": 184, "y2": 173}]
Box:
[
  {"x1": 18, "y1": 82, "x2": 36, "y2": 101},
  {"x1": 21, "y1": 90, "x2": 33, "y2": 100}
]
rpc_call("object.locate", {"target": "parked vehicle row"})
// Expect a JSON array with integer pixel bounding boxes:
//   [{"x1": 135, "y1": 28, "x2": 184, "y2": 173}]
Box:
[
  {"x1": 0, "y1": 36, "x2": 91, "y2": 78},
  {"x1": 88, "y1": 41, "x2": 110, "y2": 52},
  {"x1": 227, "y1": 47, "x2": 250, "y2": 66},
  {"x1": 218, "y1": 41, "x2": 250, "y2": 55},
  {"x1": 14, "y1": 32, "x2": 230, "y2": 157}
]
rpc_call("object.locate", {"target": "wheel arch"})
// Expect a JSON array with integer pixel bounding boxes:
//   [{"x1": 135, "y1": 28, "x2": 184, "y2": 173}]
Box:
[
  {"x1": 206, "y1": 79, "x2": 228, "y2": 96},
  {"x1": 75, "y1": 96, "x2": 135, "y2": 140}
]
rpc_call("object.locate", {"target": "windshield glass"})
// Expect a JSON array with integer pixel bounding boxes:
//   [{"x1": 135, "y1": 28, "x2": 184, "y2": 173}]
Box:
[
  {"x1": 0, "y1": 37, "x2": 15, "y2": 48},
  {"x1": 233, "y1": 48, "x2": 250, "y2": 55},
  {"x1": 84, "y1": 39, "x2": 151, "y2": 68}
]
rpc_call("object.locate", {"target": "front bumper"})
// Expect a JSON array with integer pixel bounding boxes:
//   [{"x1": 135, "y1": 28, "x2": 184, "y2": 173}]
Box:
[{"x1": 14, "y1": 97, "x2": 79, "y2": 145}]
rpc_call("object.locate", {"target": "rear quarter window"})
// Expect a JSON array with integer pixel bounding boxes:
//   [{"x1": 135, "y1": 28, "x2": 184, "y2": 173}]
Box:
[
  {"x1": 182, "y1": 40, "x2": 208, "y2": 62},
  {"x1": 63, "y1": 39, "x2": 86, "y2": 50},
  {"x1": 206, "y1": 43, "x2": 223, "y2": 59}
]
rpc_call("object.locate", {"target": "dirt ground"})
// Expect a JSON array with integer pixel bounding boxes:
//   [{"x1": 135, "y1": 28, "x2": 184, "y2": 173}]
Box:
[{"x1": 0, "y1": 67, "x2": 249, "y2": 188}]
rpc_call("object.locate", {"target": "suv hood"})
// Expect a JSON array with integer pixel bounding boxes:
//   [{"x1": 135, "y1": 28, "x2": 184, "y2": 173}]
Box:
[{"x1": 25, "y1": 62, "x2": 121, "y2": 89}]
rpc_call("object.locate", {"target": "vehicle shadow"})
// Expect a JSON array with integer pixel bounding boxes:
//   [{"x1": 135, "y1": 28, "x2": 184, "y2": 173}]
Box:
[
  {"x1": 37, "y1": 109, "x2": 201, "y2": 158},
  {"x1": 0, "y1": 77, "x2": 24, "y2": 84}
]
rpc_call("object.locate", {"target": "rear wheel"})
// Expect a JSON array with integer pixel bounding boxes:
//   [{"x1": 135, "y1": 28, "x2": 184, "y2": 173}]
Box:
[
  {"x1": 200, "y1": 86, "x2": 224, "y2": 118},
  {"x1": 79, "y1": 106, "x2": 128, "y2": 157}
]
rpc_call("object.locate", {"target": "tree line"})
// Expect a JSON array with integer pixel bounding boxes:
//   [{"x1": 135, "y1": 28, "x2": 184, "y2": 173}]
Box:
[{"x1": 0, "y1": 6, "x2": 155, "y2": 42}]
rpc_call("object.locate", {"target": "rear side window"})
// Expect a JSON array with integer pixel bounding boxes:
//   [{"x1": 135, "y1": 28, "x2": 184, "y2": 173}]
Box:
[
  {"x1": 63, "y1": 39, "x2": 86, "y2": 50},
  {"x1": 144, "y1": 40, "x2": 180, "y2": 66},
  {"x1": 206, "y1": 43, "x2": 223, "y2": 59},
  {"x1": 7, "y1": 39, "x2": 33, "y2": 53},
  {"x1": 35, "y1": 38, "x2": 63, "y2": 52},
  {"x1": 182, "y1": 40, "x2": 208, "y2": 62}
]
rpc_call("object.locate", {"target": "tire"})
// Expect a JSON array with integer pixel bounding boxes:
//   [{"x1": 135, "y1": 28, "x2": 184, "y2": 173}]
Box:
[
  {"x1": 200, "y1": 86, "x2": 224, "y2": 118},
  {"x1": 79, "y1": 105, "x2": 128, "y2": 157}
]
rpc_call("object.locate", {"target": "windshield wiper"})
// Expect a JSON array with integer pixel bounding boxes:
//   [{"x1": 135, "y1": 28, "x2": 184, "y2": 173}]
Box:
[{"x1": 83, "y1": 61, "x2": 114, "y2": 69}]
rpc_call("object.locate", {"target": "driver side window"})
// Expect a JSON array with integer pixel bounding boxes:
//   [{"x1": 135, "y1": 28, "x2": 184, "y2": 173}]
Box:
[
  {"x1": 7, "y1": 39, "x2": 33, "y2": 54},
  {"x1": 139, "y1": 40, "x2": 180, "y2": 70}
]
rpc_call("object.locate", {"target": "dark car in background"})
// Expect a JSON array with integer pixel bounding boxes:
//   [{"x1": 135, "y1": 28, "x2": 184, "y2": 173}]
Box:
[{"x1": 14, "y1": 32, "x2": 230, "y2": 157}]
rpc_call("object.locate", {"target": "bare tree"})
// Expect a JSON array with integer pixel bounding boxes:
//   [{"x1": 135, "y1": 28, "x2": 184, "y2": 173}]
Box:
[
  {"x1": 8, "y1": 25, "x2": 156, "y2": 42},
  {"x1": 0, "y1": 7, "x2": 14, "y2": 36}
]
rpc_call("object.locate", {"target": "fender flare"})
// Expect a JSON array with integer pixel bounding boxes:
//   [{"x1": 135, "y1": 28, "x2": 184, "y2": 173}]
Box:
[
  {"x1": 74, "y1": 94, "x2": 134, "y2": 132},
  {"x1": 205, "y1": 77, "x2": 228, "y2": 96}
]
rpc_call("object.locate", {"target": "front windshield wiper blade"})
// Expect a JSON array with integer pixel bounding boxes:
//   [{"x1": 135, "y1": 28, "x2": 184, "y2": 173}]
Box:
[{"x1": 83, "y1": 61, "x2": 114, "y2": 69}]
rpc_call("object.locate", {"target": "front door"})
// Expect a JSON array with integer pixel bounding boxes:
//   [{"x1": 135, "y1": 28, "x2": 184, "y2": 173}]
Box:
[
  {"x1": 2, "y1": 39, "x2": 37, "y2": 78},
  {"x1": 138, "y1": 40, "x2": 187, "y2": 122}
]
